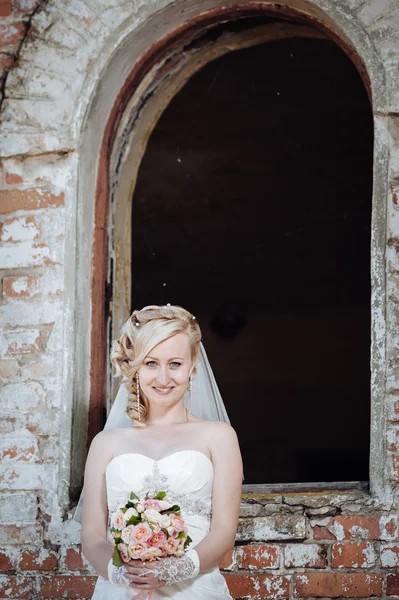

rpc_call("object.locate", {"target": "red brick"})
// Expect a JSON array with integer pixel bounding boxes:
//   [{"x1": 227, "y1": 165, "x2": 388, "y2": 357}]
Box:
[
  {"x1": 0, "y1": 0, "x2": 11, "y2": 16},
  {"x1": 20, "y1": 549, "x2": 57, "y2": 571},
  {"x1": 236, "y1": 544, "x2": 280, "y2": 569},
  {"x1": 380, "y1": 515, "x2": 399, "y2": 540},
  {"x1": 3, "y1": 275, "x2": 40, "y2": 298},
  {"x1": 1, "y1": 328, "x2": 41, "y2": 357},
  {"x1": 39, "y1": 576, "x2": 97, "y2": 598},
  {"x1": 1, "y1": 442, "x2": 36, "y2": 462},
  {"x1": 12, "y1": 0, "x2": 38, "y2": 15},
  {"x1": 0, "y1": 550, "x2": 13, "y2": 570},
  {"x1": 0, "y1": 525, "x2": 42, "y2": 545},
  {"x1": 294, "y1": 572, "x2": 382, "y2": 597},
  {"x1": 284, "y1": 544, "x2": 327, "y2": 568},
  {"x1": 0, "y1": 189, "x2": 64, "y2": 214},
  {"x1": 219, "y1": 548, "x2": 235, "y2": 570},
  {"x1": 332, "y1": 542, "x2": 376, "y2": 568},
  {"x1": 381, "y1": 544, "x2": 399, "y2": 567},
  {"x1": 224, "y1": 574, "x2": 290, "y2": 599},
  {"x1": 5, "y1": 172, "x2": 23, "y2": 184},
  {"x1": 0, "y1": 576, "x2": 32, "y2": 598},
  {"x1": 0, "y1": 22, "x2": 26, "y2": 47},
  {"x1": 312, "y1": 524, "x2": 336, "y2": 540},
  {"x1": 0, "y1": 52, "x2": 13, "y2": 70},
  {"x1": 387, "y1": 573, "x2": 399, "y2": 595},
  {"x1": 317, "y1": 516, "x2": 380, "y2": 540},
  {"x1": 64, "y1": 547, "x2": 87, "y2": 571},
  {"x1": 392, "y1": 455, "x2": 399, "y2": 480}
]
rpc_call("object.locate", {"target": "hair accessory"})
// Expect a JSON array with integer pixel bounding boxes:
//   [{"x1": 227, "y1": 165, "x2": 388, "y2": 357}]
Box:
[
  {"x1": 132, "y1": 314, "x2": 140, "y2": 327},
  {"x1": 136, "y1": 372, "x2": 141, "y2": 421},
  {"x1": 192, "y1": 315, "x2": 196, "y2": 320}
]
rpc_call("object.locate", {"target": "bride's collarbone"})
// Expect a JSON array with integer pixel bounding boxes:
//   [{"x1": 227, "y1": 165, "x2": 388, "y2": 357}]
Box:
[{"x1": 113, "y1": 427, "x2": 211, "y2": 461}]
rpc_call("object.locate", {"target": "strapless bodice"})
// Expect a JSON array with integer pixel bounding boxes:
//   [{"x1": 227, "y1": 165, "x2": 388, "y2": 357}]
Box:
[
  {"x1": 106, "y1": 450, "x2": 214, "y2": 545},
  {"x1": 92, "y1": 450, "x2": 232, "y2": 599}
]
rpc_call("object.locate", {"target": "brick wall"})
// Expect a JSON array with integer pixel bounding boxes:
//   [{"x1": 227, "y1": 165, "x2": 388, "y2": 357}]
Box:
[
  {"x1": 0, "y1": 0, "x2": 41, "y2": 106},
  {"x1": 219, "y1": 501, "x2": 399, "y2": 598},
  {"x1": 0, "y1": 0, "x2": 399, "y2": 598}
]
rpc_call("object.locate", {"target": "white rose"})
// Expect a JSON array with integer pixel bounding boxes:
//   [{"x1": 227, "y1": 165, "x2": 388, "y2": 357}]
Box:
[
  {"x1": 143, "y1": 508, "x2": 163, "y2": 524},
  {"x1": 158, "y1": 500, "x2": 172, "y2": 510},
  {"x1": 160, "y1": 514, "x2": 171, "y2": 528},
  {"x1": 136, "y1": 503, "x2": 145, "y2": 513}
]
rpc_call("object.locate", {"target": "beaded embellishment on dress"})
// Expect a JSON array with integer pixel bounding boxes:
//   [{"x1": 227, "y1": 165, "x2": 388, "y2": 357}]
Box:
[{"x1": 109, "y1": 461, "x2": 211, "y2": 518}]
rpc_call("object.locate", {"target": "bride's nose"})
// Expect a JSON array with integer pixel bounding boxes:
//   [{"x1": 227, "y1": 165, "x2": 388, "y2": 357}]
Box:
[{"x1": 156, "y1": 367, "x2": 170, "y2": 385}]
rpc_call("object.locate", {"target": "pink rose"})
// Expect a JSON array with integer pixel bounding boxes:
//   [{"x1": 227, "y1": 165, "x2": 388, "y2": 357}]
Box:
[
  {"x1": 112, "y1": 510, "x2": 126, "y2": 530},
  {"x1": 178, "y1": 537, "x2": 186, "y2": 551},
  {"x1": 131, "y1": 522, "x2": 152, "y2": 543},
  {"x1": 117, "y1": 543, "x2": 130, "y2": 563},
  {"x1": 164, "y1": 537, "x2": 179, "y2": 553},
  {"x1": 166, "y1": 526, "x2": 179, "y2": 538},
  {"x1": 144, "y1": 499, "x2": 162, "y2": 510},
  {"x1": 170, "y1": 514, "x2": 186, "y2": 532},
  {"x1": 121, "y1": 525, "x2": 135, "y2": 544},
  {"x1": 148, "y1": 531, "x2": 166, "y2": 548},
  {"x1": 128, "y1": 542, "x2": 148, "y2": 560}
]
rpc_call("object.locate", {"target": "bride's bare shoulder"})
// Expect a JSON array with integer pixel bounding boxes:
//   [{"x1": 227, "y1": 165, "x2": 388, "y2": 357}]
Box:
[
  {"x1": 195, "y1": 419, "x2": 237, "y2": 439},
  {"x1": 89, "y1": 427, "x2": 133, "y2": 452}
]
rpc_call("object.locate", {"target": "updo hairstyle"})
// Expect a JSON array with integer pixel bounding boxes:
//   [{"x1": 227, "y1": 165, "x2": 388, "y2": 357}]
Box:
[{"x1": 110, "y1": 304, "x2": 201, "y2": 427}]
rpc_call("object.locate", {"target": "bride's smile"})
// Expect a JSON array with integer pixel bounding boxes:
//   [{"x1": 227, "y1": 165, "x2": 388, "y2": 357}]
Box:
[{"x1": 139, "y1": 333, "x2": 193, "y2": 411}]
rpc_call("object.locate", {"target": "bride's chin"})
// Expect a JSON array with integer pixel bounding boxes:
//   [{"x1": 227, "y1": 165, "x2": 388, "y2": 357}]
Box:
[{"x1": 146, "y1": 390, "x2": 184, "y2": 406}]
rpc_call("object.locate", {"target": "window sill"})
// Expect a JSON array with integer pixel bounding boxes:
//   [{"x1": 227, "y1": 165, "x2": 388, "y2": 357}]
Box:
[{"x1": 241, "y1": 480, "x2": 369, "y2": 505}]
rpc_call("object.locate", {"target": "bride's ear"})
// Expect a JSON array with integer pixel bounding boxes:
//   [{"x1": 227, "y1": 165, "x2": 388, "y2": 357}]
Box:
[{"x1": 189, "y1": 362, "x2": 197, "y2": 377}]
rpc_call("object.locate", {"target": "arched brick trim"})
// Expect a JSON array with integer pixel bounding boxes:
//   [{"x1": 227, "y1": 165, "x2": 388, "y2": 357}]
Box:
[{"x1": 90, "y1": 3, "x2": 375, "y2": 442}]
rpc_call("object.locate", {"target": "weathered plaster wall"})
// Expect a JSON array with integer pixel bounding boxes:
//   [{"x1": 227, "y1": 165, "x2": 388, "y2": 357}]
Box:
[
  {"x1": 0, "y1": 0, "x2": 398, "y2": 598},
  {"x1": 0, "y1": 0, "x2": 42, "y2": 107}
]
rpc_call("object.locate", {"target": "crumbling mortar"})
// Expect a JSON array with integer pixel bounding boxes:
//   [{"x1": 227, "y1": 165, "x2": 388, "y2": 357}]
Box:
[{"x1": 0, "y1": 0, "x2": 49, "y2": 113}]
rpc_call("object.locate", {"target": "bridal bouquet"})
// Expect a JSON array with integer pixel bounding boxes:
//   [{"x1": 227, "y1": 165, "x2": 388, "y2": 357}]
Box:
[{"x1": 110, "y1": 491, "x2": 192, "y2": 566}]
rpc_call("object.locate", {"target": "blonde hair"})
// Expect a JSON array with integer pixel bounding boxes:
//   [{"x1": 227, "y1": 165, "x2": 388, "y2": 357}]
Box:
[{"x1": 110, "y1": 304, "x2": 201, "y2": 427}]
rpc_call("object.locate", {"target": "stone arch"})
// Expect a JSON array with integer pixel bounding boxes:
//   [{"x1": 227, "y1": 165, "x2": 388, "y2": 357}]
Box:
[{"x1": 1, "y1": 0, "x2": 395, "y2": 510}]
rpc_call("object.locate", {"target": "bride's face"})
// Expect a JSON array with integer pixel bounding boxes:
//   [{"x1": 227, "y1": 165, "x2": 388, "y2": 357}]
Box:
[{"x1": 138, "y1": 333, "x2": 193, "y2": 409}]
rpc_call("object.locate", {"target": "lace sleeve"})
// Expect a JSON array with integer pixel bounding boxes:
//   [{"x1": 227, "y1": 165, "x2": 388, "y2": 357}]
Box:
[{"x1": 150, "y1": 549, "x2": 200, "y2": 586}]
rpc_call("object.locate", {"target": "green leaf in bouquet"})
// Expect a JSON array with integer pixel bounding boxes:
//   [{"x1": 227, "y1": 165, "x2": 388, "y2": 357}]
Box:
[
  {"x1": 112, "y1": 546, "x2": 124, "y2": 567},
  {"x1": 130, "y1": 491, "x2": 139, "y2": 500},
  {"x1": 162, "y1": 504, "x2": 180, "y2": 514},
  {"x1": 110, "y1": 527, "x2": 122, "y2": 535},
  {"x1": 177, "y1": 531, "x2": 186, "y2": 539},
  {"x1": 126, "y1": 501, "x2": 135, "y2": 508},
  {"x1": 184, "y1": 535, "x2": 192, "y2": 549},
  {"x1": 126, "y1": 515, "x2": 141, "y2": 526},
  {"x1": 161, "y1": 527, "x2": 169, "y2": 535},
  {"x1": 153, "y1": 491, "x2": 167, "y2": 499}
]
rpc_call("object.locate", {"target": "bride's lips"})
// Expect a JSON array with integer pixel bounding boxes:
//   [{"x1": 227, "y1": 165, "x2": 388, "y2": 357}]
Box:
[{"x1": 153, "y1": 387, "x2": 175, "y2": 395}]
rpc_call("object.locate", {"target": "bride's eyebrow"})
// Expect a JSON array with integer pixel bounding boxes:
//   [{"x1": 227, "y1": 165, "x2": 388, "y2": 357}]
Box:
[{"x1": 145, "y1": 356, "x2": 185, "y2": 361}]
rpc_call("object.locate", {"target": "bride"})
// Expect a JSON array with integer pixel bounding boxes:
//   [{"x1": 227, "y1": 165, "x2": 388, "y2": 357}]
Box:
[{"x1": 80, "y1": 304, "x2": 243, "y2": 599}]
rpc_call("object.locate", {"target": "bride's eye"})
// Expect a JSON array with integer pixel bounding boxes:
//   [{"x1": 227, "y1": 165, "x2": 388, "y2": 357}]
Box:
[
  {"x1": 170, "y1": 362, "x2": 181, "y2": 368},
  {"x1": 145, "y1": 361, "x2": 157, "y2": 367}
]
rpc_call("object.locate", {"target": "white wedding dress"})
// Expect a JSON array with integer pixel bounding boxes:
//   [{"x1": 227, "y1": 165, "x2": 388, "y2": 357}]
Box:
[{"x1": 91, "y1": 450, "x2": 232, "y2": 599}]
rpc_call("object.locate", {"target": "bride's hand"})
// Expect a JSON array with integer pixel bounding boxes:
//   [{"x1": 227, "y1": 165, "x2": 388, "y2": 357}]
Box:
[{"x1": 123, "y1": 559, "x2": 168, "y2": 591}]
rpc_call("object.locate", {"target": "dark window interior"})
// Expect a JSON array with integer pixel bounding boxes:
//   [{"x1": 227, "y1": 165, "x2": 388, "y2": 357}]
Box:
[{"x1": 130, "y1": 25, "x2": 373, "y2": 485}]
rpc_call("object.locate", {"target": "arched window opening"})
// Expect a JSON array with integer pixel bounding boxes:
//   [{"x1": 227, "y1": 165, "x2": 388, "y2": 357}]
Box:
[{"x1": 130, "y1": 30, "x2": 373, "y2": 486}]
